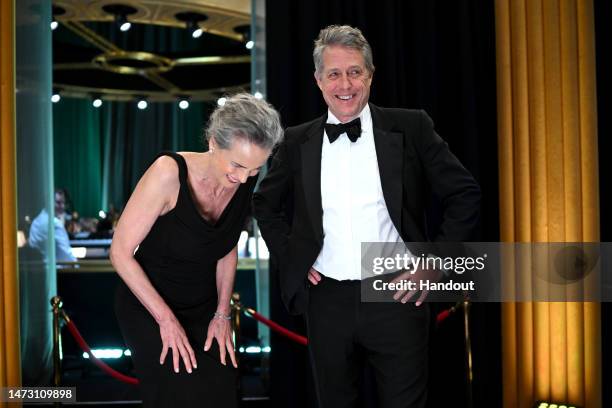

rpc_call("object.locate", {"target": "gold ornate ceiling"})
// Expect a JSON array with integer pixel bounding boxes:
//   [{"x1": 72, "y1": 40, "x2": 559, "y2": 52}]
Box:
[
  {"x1": 52, "y1": 0, "x2": 253, "y2": 102},
  {"x1": 54, "y1": 0, "x2": 250, "y2": 40}
]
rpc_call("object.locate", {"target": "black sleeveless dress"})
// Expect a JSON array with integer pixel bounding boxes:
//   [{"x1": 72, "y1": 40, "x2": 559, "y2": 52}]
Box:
[{"x1": 114, "y1": 152, "x2": 256, "y2": 407}]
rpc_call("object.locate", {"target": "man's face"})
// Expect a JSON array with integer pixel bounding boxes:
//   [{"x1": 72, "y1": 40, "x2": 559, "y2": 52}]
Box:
[
  {"x1": 54, "y1": 192, "x2": 66, "y2": 217},
  {"x1": 315, "y1": 45, "x2": 372, "y2": 123}
]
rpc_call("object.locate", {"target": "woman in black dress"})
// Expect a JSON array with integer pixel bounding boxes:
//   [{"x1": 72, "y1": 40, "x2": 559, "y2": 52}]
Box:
[{"x1": 111, "y1": 93, "x2": 283, "y2": 407}]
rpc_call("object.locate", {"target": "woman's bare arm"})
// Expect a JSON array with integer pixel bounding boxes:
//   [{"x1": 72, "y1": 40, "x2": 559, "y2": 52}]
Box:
[{"x1": 204, "y1": 246, "x2": 238, "y2": 367}]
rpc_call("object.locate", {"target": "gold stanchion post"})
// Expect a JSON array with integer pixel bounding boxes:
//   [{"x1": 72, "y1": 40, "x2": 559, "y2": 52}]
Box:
[
  {"x1": 463, "y1": 300, "x2": 473, "y2": 408},
  {"x1": 50, "y1": 296, "x2": 63, "y2": 388},
  {"x1": 231, "y1": 292, "x2": 242, "y2": 356},
  {"x1": 231, "y1": 292, "x2": 242, "y2": 396}
]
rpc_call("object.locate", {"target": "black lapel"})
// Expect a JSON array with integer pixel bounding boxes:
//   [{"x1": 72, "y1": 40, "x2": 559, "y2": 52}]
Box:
[
  {"x1": 300, "y1": 115, "x2": 326, "y2": 243},
  {"x1": 370, "y1": 104, "x2": 404, "y2": 232}
]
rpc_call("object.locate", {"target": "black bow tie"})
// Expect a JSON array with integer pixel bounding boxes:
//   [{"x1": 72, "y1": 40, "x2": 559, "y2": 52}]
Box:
[{"x1": 324, "y1": 117, "x2": 362, "y2": 143}]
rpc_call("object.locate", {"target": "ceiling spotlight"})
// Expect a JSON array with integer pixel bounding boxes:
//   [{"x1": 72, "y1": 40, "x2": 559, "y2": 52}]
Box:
[
  {"x1": 234, "y1": 25, "x2": 252, "y2": 49},
  {"x1": 51, "y1": 6, "x2": 65, "y2": 31},
  {"x1": 137, "y1": 99, "x2": 148, "y2": 110},
  {"x1": 119, "y1": 18, "x2": 131, "y2": 32},
  {"x1": 92, "y1": 98, "x2": 103, "y2": 108},
  {"x1": 178, "y1": 99, "x2": 190, "y2": 110},
  {"x1": 189, "y1": 21, "x2": 203, "y2": 38},
  {"x1": 102, "y1": 4, "x2": 138, "y2": 33},
  {"x1": 51, "y1": 92, "x2": 61, "y2": 103},
  {"x1": 217, "y1": 97, "x2": 227, "y2": 106},
  {"x1": 175, "y1": 12, "x2": 208, "y2": 40},
  {"x1": 192, "y1": 27, "x2": 202, "y2": 38},
  {"x1": 253, "y1": 92, "x2": 263, "y2": 100}
]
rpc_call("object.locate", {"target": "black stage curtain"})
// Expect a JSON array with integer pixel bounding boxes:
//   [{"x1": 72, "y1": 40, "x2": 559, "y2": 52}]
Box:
[{"x1": 265, "y1": 1, "x2": 499, "y2": 407}]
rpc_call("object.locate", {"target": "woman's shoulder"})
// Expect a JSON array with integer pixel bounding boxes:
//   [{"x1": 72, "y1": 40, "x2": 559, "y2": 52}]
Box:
[
  {"x1": 176, "y1": 151, "x2": 210, "y2": 176},
  {"x1": 127, "y1": 155, "x2": 182, "y2": 216},
  {"x1": 146, "y1": 155, "x2": 182, "y2": 188},
  {"x1": 175, "y1": 151, "x2": 203, "y2": 164}
]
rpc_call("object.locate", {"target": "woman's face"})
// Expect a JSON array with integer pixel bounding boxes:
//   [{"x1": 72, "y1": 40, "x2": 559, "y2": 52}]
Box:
[{"x1": 210, "y1": 137, "x2": 270, "y2": 187}]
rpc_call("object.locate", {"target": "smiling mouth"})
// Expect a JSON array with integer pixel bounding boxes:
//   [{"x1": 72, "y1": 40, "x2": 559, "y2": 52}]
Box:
[
  {"x1": 227, "y1": 175, "x2": 240, "y2": 183},
  {"x1": 336, "y1": 94, "x2": 354, "y2": 101}
]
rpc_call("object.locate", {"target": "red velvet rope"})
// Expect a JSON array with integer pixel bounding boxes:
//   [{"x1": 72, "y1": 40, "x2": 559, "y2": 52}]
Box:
[
  {"x1": 245, "y1": 309, "x2": 308, "y2": 346},
  {"x1": 436, "y1": 309, "x2": 452, "y2": 325},
  {"x1": 65, "y1": 320, "x2": 139, "y2": 385},
  {"x1": 435, "y1": 301, "x2": 465, "y2": 326},
  {"x1": 245, "y1": 306, "x2": 456, "y2": 346}
]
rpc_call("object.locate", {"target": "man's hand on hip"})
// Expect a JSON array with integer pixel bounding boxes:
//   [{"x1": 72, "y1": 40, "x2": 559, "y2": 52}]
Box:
[{"x1": 392, "y1": 266, "x2": 443, "y2": 306}]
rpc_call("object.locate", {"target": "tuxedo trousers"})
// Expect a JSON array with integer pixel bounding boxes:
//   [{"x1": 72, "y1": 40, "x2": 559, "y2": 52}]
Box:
[{"x1": 306, "y1": 275, "x2": 429, "y2": 408}]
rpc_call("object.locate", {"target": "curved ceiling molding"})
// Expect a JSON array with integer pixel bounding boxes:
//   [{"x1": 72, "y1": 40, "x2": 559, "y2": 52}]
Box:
[
  {"x1": 53, "y1": 0, "x2": 251, "y2": 41},
  {"x1": 52, "y1": 0, "x2": 252, "y2": 102}
]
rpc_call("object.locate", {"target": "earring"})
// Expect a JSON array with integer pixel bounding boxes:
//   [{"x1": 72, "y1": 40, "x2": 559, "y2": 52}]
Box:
[{"x1": 209, "y1": 147, "x2": 215, "y2": 154}]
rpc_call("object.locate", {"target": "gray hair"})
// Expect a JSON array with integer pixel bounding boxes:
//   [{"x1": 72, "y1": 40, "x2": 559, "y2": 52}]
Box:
[
  {"x1": 313, "y1": 25, "x2": 375, "y2": 78},
  {"x1": 205, "y1": 93, "x2": 283, "y2": 151}
]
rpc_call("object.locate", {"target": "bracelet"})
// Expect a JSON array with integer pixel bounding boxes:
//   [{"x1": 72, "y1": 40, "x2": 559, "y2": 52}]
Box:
[{"x1": 213, "y1": 312, "x2": 231, "y2": 320}]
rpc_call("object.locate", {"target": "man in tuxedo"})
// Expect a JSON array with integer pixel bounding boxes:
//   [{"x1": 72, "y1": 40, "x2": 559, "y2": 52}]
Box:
[{"x1": 253, "y1": 25, "x2": 480, "y2": 408}]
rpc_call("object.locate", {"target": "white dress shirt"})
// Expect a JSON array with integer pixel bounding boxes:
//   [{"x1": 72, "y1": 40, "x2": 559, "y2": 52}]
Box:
[
  {"x1": 313, "y1": 105, "x2": 405, "y2": 281},
  {"x1": 29, "y1": 209, "x2": 76, "y2": 262}
]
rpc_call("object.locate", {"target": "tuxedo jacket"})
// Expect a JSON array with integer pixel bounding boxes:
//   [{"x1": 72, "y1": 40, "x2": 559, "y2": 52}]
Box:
[{"x1": 253, "y1": 103, "x2": 481, "y2": 315}]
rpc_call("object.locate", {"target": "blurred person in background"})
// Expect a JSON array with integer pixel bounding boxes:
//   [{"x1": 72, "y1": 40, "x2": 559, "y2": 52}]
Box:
[{"x1": 28, "y1": 188, "x2": 76, "y2": 262}]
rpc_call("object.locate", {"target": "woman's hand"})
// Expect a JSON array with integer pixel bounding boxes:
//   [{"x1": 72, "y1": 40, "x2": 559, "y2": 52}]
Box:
[
  {"x1": 204, "y1": 316, "x2": 238, "y2": 368},
  {"x1": 307, "y1": 267, "x2": 322, "y2": 285},
  {"x1": 158, "y1": 315, "x2": 197, "y2": 374}
]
